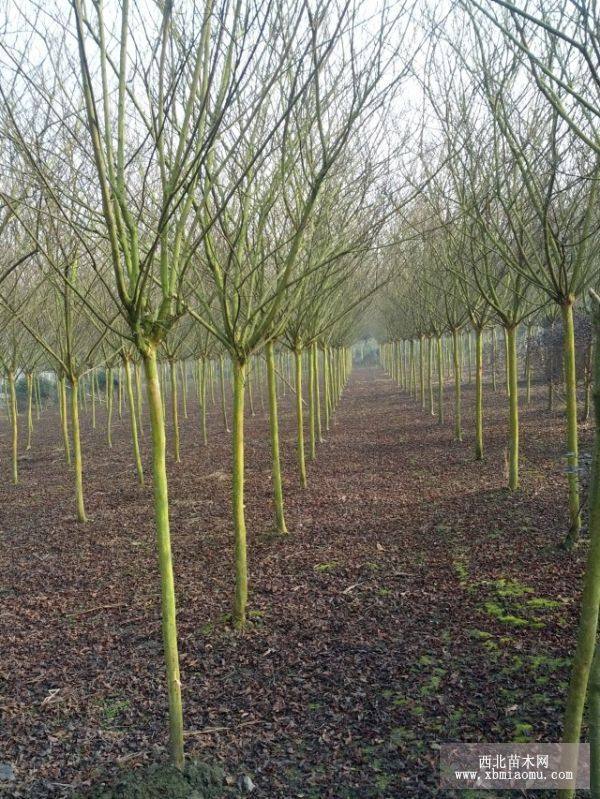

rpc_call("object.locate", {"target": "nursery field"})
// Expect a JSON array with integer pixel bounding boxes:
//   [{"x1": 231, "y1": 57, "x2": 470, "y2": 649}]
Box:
[{"x1": 0, "y1": 368, "x2": 589, "y2": 798}]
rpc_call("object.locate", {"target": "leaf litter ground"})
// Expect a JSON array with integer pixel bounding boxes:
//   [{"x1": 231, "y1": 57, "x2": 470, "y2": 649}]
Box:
[{"x1": 0, "y1": 368, "x2": 590, "y2": 798}]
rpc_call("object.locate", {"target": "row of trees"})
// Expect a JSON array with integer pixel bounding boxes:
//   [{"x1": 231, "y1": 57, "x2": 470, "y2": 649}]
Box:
[
  {"x1": 0, "y1": 238, "x2": 368, "y2": 762},
  {"x1": 0, "y1": 0, "x2": 418, "y2": 770},
  {"x1": 377, "y1": 2, "x2": 600, "y2": 795},
  {"x1": 3, "y1": 0, "x2": 600, "y2": 787},
  {"x1": 0, "y1": 296, "x2": 354, "y2": 504},
  {"x1": 384, "y1": 312, "x2": 594, "y2": 412}
]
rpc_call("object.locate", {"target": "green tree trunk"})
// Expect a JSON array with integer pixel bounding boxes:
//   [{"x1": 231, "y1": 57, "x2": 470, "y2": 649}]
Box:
[
  {"x1": 136, "y1": 362, "x2": 144, "y2": 438},
  {"x1": 589, "y1": 643, "x2": 600, "y2": 798},
  {"x1": 584, "y1": 342, "x2": 593, "y2": 423},
  {"x1": 219, "y1": 355, "x2": 229, "y2": 432},
  {"x1": 200, "y1": 359, "x2": 208, "y2": 445},
  {"x1": 117, "y1": 367, "x2": 123, "y2": 420},
  {"x1": 329, "y1": 349, "x2": 336, "y2": 408},
  {"x1": 60, "y1": 375, "x2": 71, "y2": 465},
  {"x1": 507, "y1": 325, "x2": 519, "y2": 491},
  {"x1": 124, "y1": 358, "x2": 144, "y2": 486},
  {"x1": 308, "y1": 342, "x2": 316, "y2": 460},
  {"x1": 209, "y1": 361, "x2": 216, "y2": 405},
  {"x1": 294, "y1": 348, "x2": 307, "y2": 488},
  {"x1": 452, "y1": 329, "x2": 462, "y2": 442},
  {"x1": 475, "y1": 327, "x2": 484, "y2": 461},
  {"x1": 559, "y1": 303, "x2": 600, "y2": 799},
  {"x1": 26, "y1": 372, "x2": 33, "y2": 450},
  {"x1": 330, "y1": 349, "x2": 336, "y2": 409},
  {"x1": 437, "y1": 335, "x2": 444, "y2": 425},
  {"x1": 397, "y1": 341, "x2": 403, "y2": 388},
  {"x1": 398, "y1": 342, "x2": 403, "y2": 388},
  {"x1": 70, "y1": 376, "x2": 87, "y2": 522},
  {"x1": 181, "y1": 362, "x2": 188, "y2": 420},
  {"x1": 266, "y1": 341, "x2": 287, "y2": 534},
  {"x1": 323, "y1": 345, "x2": 331, "y2": 432},
  {"x1": 504, "y1": 327, "x2": 510, "y2": 397},
  {"x1": 492, "y1": 328, "x2": 497, "y2": 392},
  {"x1": 143, "y1": 346, "x2": 184, "y2": 770},
  {"x1": 525, "y1": 326, "x2": 532, "y2": 406},
  {"x1": 419, "y1": 335, "x2": 425, "y2": 409},
  {"x1": 562, "y1": 300, "x2": 581, "y2": 548},
  {"x1": 169, "y1": 360, "x2": 180, "y2": 463},
  {"x1": 427, "y1": 337, "x2": 434, "y2": 415},
  {"x1": 248, "y1": 359, "x2": 255, "y2": 417},
  {"x1": 106, "y1": 367, "x2": 113, "y2": 448},
  {"x1": 35, "y1": 374, "x2": 41, "y2": 420},
  {"x1": 160, "y1": 362, "x2": 167, "y2": 404},
  {"x1": 195, "y1": 360, "x2": 203, "y2": 443},
  {"x1": 8, "y1": 371, "x2": 18, "y2": 485},
  {"x1": 314, "y1": 342, "x2": 323, "y2": 442},
  {"x1": 260, "y1": 358, "x2": 266, "y2": 411},
  {"x1": 232, "y1": 359, "x2": 248, "y2": 629},
  {"x1": 279, "y1": 352, "x2": 285, "y2": 398},
  {"x1": 467, "y1": 331, "x2": 473, "y2": 384},
  {"x1": 91, "y1": 370, "x2": 96, "y2": 429}
]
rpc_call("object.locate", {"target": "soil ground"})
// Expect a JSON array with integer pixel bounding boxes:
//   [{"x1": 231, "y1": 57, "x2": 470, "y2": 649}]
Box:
[{"x1": 0, "y1": 366, "x2": 591, "y2": 798}]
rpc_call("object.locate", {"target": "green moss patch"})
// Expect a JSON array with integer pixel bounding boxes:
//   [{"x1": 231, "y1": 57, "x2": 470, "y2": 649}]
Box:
[
  {"x1": 477, "y1": 578, "x2": 563, "y2": 630},
  {"x1": 82, "y1": 761, "x2": 230, "y2": 799}
]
